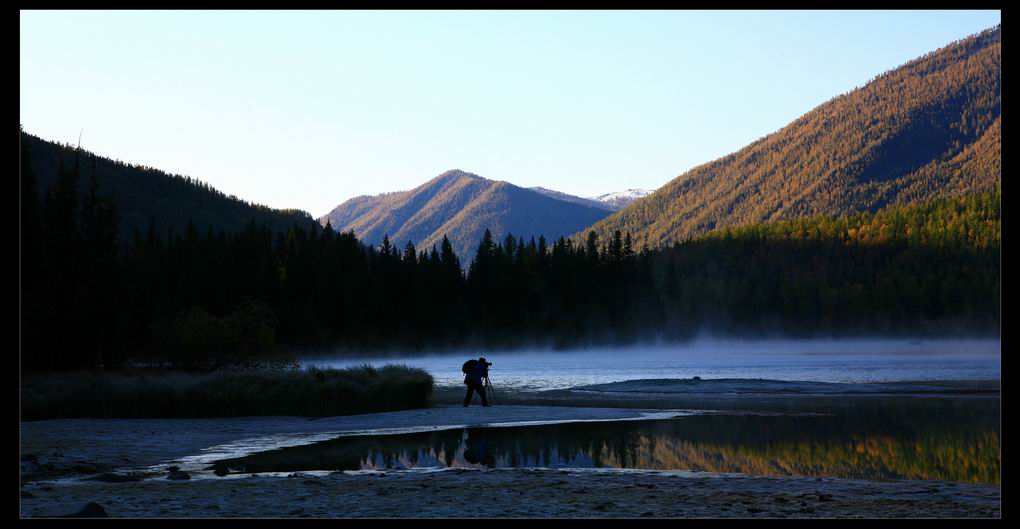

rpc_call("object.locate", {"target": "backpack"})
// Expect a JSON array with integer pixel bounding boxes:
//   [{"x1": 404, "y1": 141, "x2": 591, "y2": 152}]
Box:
[{"x1": 461, "y1": 359, "x2": 478, "y2": 375}]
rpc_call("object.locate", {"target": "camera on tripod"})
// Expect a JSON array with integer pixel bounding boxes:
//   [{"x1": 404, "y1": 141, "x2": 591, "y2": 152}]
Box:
[{"x1": 461, "y1": 357, "x2": 497, "y2": 406}]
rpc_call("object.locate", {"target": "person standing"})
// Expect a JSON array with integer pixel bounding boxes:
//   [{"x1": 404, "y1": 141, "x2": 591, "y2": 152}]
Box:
[{"x1": 463, "y1": 357, "x2": 491, "y2": 407}]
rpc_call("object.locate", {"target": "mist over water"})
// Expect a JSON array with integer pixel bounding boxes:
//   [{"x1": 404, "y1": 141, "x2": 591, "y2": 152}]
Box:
[{"x1": 299, "y1": 338, "x2": 1000, "y2": 391}]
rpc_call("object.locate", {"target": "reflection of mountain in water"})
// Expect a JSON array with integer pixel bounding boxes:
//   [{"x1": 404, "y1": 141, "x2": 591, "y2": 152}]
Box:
[{"x1": 212, "y1": 399, "x2": 999, "y2": 484}]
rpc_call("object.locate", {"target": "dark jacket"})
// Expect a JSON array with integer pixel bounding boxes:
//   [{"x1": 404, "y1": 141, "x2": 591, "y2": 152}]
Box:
[{"x1": 465, "y1": 362, "x2": 488, "y2": 385}]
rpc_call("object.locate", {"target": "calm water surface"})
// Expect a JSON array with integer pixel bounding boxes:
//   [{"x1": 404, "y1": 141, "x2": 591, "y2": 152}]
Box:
[
  {"x1": 211, "y1": 398, "x2": 999, "y2": 484},
  {"x1": 300, "y1": 339, "x2": 1000, "y2": 390}
]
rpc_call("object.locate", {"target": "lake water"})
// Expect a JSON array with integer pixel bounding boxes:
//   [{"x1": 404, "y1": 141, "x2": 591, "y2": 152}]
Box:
[
  {"x1": 201, "y1": 339, "x2": 1001, "y2": 488},
  {"x1": 209, "y1": 398, "x2": 1000, "y2": 484},
  {"x1": 300, "y1": 339, "x2": 1000, "y2": 390}
]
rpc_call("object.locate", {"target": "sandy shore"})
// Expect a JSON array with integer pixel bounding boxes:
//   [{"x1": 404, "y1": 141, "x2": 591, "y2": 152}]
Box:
[
  {"x1": 20, "y1": 468, "x2": 1000, "y2": 518},
  {"x1": 20, "y1": 383, "x2": 1001, "y2": 518},
  {"x1": 431, "y1": 379, "x2": 1001, "y2": 411}
]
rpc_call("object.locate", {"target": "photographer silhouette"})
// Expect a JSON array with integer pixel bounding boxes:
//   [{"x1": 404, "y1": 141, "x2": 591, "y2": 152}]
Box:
[{"x1": 462, "y1": 357, "x2": 492, "y2": 407}]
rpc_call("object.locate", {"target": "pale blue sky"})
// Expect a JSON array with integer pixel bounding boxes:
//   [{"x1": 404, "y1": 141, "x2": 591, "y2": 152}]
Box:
[{"x1": 20, "y1": 10, "x2": 1000, "y2": 217}]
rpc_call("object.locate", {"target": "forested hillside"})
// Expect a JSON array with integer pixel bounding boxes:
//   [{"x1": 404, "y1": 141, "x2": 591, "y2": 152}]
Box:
[
  {"x1": 21, "y1": 131, "x2": 318, "y2": 238},
  {"x1": 22, "y1": 124, "x2": 999, "y2": 371},
  {"x1": 652, "y1": 188, "x2": 1000, "y2": 335},
  {"x1": 582, "y1": 25, "x2": 1000, "y2": 248},
  {"x1": 319, "y1": 169, "x2": 612, "y2": 260},
  {"x1": 20, "y1": 25, "x2": 1001, "y2": 372}
]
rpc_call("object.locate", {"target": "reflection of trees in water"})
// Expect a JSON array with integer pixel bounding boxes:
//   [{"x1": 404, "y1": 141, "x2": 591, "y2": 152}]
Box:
[
  {"x1": 212, "y1": 400, "x2": 999, "y2": 484},
  {"x1": 352, "y1": 416, "x2": 998, "y2": 484},
  {"x1": 624, "y1": 430, "x2": 1000, "y2": 484}
]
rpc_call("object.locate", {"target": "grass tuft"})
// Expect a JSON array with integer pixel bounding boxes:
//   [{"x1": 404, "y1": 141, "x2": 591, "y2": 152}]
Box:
[{"x1": 21, "y1": 365, "x2": 433, "y2": 420}]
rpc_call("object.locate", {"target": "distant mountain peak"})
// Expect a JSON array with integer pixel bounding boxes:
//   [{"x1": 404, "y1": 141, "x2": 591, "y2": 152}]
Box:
[
  {"x1": 434, "y1": 169, "x2": 481, "y2": 180},
  {"x1": 529, "y1": 186, "x2": 618, "y2": 211},
  {"x1": 320, "y1": 171, "x2": 614, "y2": 260},
  {"x1": 588, "y1": 189, "x2": 653, "y2": 209}
]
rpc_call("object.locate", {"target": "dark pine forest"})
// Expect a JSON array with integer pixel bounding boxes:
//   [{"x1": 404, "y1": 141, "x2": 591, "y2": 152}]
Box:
[{"x1": 20, "y1": 135, "x2": 1000, "y2": 372}]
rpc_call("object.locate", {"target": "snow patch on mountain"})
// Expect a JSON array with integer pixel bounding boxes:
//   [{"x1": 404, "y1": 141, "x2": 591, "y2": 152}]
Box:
[{"x1": 588, "y1": 189, "x2": 652, "y2": 208}]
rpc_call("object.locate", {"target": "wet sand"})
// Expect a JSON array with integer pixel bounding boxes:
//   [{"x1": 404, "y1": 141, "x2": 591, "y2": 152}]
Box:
[{"x1": 20, "y1": 468, "x2": 1000, "y2": 518}]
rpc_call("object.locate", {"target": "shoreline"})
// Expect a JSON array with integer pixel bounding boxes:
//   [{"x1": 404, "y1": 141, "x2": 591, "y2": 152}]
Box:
[
  {"x1": 432, "y1": 378, "x2": 1001, "y2": 411},
  {"x1": 20, "y1": 406, "x2": 680, "y2": 482},
  {"x1": 20, "y1": 380, "x2": 1001, "y2": 518}
]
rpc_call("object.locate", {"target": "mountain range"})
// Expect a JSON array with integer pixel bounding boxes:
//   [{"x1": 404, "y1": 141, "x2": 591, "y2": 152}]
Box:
[
  {"x1": 21, "y1": 26, "x2": 1000, "y2": 263},
  {"x1": 318, "y1": 170, "x2": 616, "y2": 260}
]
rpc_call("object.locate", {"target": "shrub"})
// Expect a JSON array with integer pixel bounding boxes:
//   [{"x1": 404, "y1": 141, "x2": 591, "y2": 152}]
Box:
[{"x1": 150, "y1": 299, "x2": 283, "y2": 371}]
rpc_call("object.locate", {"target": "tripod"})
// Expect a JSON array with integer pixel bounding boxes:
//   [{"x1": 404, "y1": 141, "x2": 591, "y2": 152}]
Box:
[
  {"x1": 483, "y1": 376, "x2": 497, "y2": 405},
  {"x1": 473, "y1": 377, "x2": 497, "y2": 405}
]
